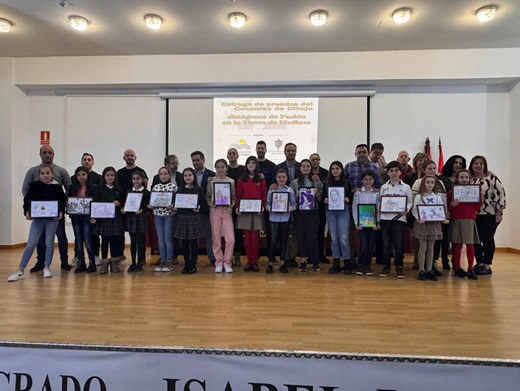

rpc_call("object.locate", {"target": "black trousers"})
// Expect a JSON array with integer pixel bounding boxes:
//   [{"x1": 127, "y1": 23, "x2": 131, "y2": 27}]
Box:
[
  {"x1": 182, "y1": 239, "x2": 199, "y2": 269},
  {"x1": 294, "y1": 210, "x2": 320, "y2": 264},
  {"x1": 380, "y1": 220, "x2": 406, "y2": 267},
  {"x1": 130, "y1": 232, "x2": 146, "y2": 264},
  {"x1": 475, "y1": 214, "x2": 499, "y2": 265}
]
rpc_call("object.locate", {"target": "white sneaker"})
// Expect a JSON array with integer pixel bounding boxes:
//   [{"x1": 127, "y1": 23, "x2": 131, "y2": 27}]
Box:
[
  {"x1": 71, "y1": 257, "x2": 80, "y2": 267},
  {"x1": 215, "y1": 265, "x2": 223, "y2": 273},
  {"x1": 7, "y1": 271, "x2": 24, "y2": 282},
  {"x1": 224, "y1": 265, "x2": 233, "y2": 273},
  {"x1": 154, "y1": 263, "x2": 163, "y2": 272},
  {"x1": 95, "y1": 256, "x2": 101, "y2": 266},
  {"x1": 43, "y1": 267, "x2": 52, "y2": 278}
]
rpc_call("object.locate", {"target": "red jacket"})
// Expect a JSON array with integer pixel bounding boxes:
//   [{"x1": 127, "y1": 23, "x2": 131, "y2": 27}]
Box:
[
  {"x1": 236, "y1": 177, "x2": 267, "y2": 208},
  {"x1": 447, "y1": 189, "x2": 482, "y2": 220}
]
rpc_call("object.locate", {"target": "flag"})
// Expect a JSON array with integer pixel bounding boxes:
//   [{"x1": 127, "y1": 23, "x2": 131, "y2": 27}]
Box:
[
  {"x1": 424, "y1": 137, "x2": 432, "y2": 159},
  {"x1": 438, "y1": 137, "x2": 444, "y2": 173}
]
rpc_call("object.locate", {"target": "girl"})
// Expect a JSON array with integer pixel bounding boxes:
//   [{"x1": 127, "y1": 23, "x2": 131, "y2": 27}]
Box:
[
  {"x1": 206, "y1": 159, "x2": 236, "y2": 273},
  {"x1": 448, "y1": 169, "x2": 482, "y2": 280},
  {"x1": 265, "y1": 169, "x2": 297, "y2": 274},
  {"x1": 150, "y1": 167, "x2": 177, "y2": 273},
  {"x1": 236, "y1": 156, "x2": 267, "y2": 272},
  {"x1": 411, "y1": 175, "x2": 446, "y2": 281},
  {"x1": 67, "y1": 166, "x2": 97, "y2": 273},
  {"x1": 289, "y1": 159, "x2": 323, "y2": 272},
  {"x1": 91, "y1": 167, "x2": 125, "y2": 274},
  {"x1": 323, "y1": 161, "x2": 352, "y2": 274},
  {"x1": 123, "y1": 171, "x2": 151, "y2": 273},
  {"x1": 8, "y1": 164, "x2": 66, "y2": 282},
  {"x1": 174, "y1": 168, "x2": 206, "y2": 274}
]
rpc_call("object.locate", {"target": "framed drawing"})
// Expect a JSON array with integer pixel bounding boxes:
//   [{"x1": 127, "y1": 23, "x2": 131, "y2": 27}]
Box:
[
  {"x1": 150, "y1": 191, "x2": 173, "y2": 208},
  {"x1": 90, "y1": 202, "x2": 116, "y2": 219},
  {"x1": 174, "y1": 193, "x2": 199, "y2": 209},
  {"x1": 357, "y1": 204, "x2": 377, "y2": 228},
  {"x1": 327, "y1": 187, "x2": 345, "y2": 211},
  {"x1": 417, "y1": 204, "x2": 447, "y2": 222},
  {"x1": 124, "y1": 193, "x2": 143, "y2": 213},
  {"x1": 299, "y1": 187, "x2": 315, "y2": 211},
  {"x1": 380, "y1": 195, "x2": 407, "y2": 213},
  {"x1": 239, "y1": 199, "x2": 262, "y2": 213},
  {"x1": 67, "y1": 197, "x2": 93, "y2": 215},
  {"x1": 30, "y1": 201, "x2": 59, "y2": 218},
  {"x1": 213, "y1": 182, "x2": 232, "y2": 206},
  {"x1": 453, "y1": 185, "x2": 480, "y2": 203},
  {"x1": 271, "y1": 192, "x2": 290, "y2": 213}
]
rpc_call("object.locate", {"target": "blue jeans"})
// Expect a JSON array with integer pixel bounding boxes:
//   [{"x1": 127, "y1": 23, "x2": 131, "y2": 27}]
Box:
[
  {"x1": 20, "y1": 218, "x2": 59, "y2": 268},
  {"x1": 36, "y1": 217, "x2": 68, "y2": 265},
  {"x1": 326, "y1": 208, "x2": 351, "y2": 260},
  {"x1": 154, "y1": 214, "x2": 175, "y2": 260},
  {"x1": 71, "y1": 216, "x2": 95, "y2": 261}
]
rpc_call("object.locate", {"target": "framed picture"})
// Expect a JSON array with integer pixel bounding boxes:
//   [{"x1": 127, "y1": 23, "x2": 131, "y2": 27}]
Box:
[
  {"x1": 30, "y1": 200, "x2": 59, "y2": 218},
  {"x1": 380, "y1": 195, "x2": 407, "y2": 213},
  {"x1": 299, "y1": 187, "x2": 315, "y2": 211},
  {"x1": 417, "y1": 204, "x2": 447, "y2": 222},
  {"x1": 453, "y1": 185, "x2": 481, "y2": 203},
  {"x1": 124, "y1": 192, "x2": 143, "y2": 213},
  {"x1": 67, "y1": 197, "x2": 93, "y2": 215},
  {"x1": 213, "y1": 182, "x2": 232, "y2": 206},
  {"x1": 90, "y1": 202, "x2": 116, "y2": 219},
  {"x1": 239, "y1": 199, "x2": 262, "y2": 213},
  {"x1": 438, "y1": 191, "x2": 447, "y2": 207},
  {"x1": 327, "y1": 187, "x2": 345, "y2": 211},
  {"x1": 150, "y1": 191, "x2": 173, "y2": 208},
  {"x1": 175, "y1": 193, "x2": 199, "y2": 209},
  {"x1": 271, "y1": 192, "x2": 290, "y2": 213},
  {"x1": 358, "y1": 204, "x2": 377, "y2": 228}
]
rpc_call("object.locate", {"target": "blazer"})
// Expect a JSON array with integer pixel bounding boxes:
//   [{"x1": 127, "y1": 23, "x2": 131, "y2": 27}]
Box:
[{"x1": 273, "y1": 161, "x2": 300, "y2": 185}]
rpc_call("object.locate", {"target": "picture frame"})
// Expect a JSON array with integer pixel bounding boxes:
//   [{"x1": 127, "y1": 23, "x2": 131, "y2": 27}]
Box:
[
  {"x1": 327, "y1": 187, "x2": 345, "y2": 211},
  {"x1": 213, "y1": 182, "x2": 232, "y2": 206},
  {"x1": 239, "y1": 199, "x2": 262, "y2": 213},
  {"x1": 453, "y1": 184, "x2": 481, "y2": 203},
  {"x1": 299, "y1": 187, "x2": 315, "y2": 211},
  {"x1": 357, "y1": 204, "x2": 377, "y2": 228},
  {"x1": 438, "y1": 191, "x2": 447, "y2": 207},
  {"x1": 174, "y1": 193, "x2": 199, "y2": 209},
  {"x1": 417, "y1": 204, "x2": 447, "y2": 222},
  {"x1": 90, "y1": 202, "x2": 116, "y2": 219},
  {"x1": 30, "y1": 200, "x2": 59, "y2": 218},
  {"x1": 271, "y1": 192, "x2": 290, "y2": 213},
  {"x1": 124, "y1": 192, "x2": 143, "y2": 213},
  {"x1": 67, "y1": 197, "x2": 93, "y2": 215},
  {"x1": 150, "y1": 191, "x2": 173, "y2": 208},
  {"x1": 379, "y1": 195, "x2": 407, "y2": 213}
]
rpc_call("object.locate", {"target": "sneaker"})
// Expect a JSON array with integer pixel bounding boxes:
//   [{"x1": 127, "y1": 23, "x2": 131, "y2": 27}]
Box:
[
  {"x1": 279, "y1": 264, "x2": 288, "y2": 273},
  {"x1": 365, "y1": 268, "x2": 374, "y2": 276},
  {"x1": 379, "y1": 266, "x2": 391, "y2": 277},
  {"x1": 43, "y1": 267, "x2": 52, "y2": 278},
  {"x1": 396, "y1": 267, "x2": 405, "y2": 279},
  {"x1": 467, "y1": 270, "x2": 478, "y2": 280},
  {"x1": 71, "y1": 257, "x2": 80, "y2": 267},
  {"x1": 266, "y1": 265, "x2": 274, "y2": 274},
  {"x1": 162, "y1": 260, "x2": 174, "y2": 272},
  {"x1": 355, "y1": 269, "x2": 364, "y2": 276},
  {"x1": 7, "y1": 271, "x2": 24, "y2": 282},
  {"x1": 426, "y1": 270, "x2": 438, "y2": 281},
  {"x1": 29, "y1": 263, "x2": 44, "y2": 273},
  {"x1": 454, "y1": 268, "x2": 468, "y2": 278},
  {"x1": 418, "y1": 270, "x2": 427, "y2": 281},
  {"x1": 155, "y1": 261, "x2": 163, "y2": 272},
  {"x1": 127, "y1": 264, "x2": 136, "y2": 273},
  {"x1": 298, "y1": 261, "x2": 308, "y2": 272},
  {"x1": 155, "y1": 258, "x2": 163, "y2": 266},
  {"x1": 215, "y1": 265, "x2": 223, "y2": 273},
  {"x1": 224, "y1": 265, "x2": 233, "y2": 273},
  {"x1": 95, "y1": 256, "x2": 101, "y2": 266},
  {"x1": 312, "y1": 264, "x2": 321, "y2": 272}
]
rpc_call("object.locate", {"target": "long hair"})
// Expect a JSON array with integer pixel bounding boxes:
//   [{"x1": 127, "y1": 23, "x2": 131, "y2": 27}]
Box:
[
  {"x1": 469, "y1": 155, "x2": 489, "y2": 176},
  {"x1": 100, "y1": 166, "x2": 119, "y2": 187},
  {"x1": 297, "y1": 159, "x2": 312, "y2": 187},
  {"x1": 179, "y1": 167, "x2": 203, "y2": 191},
  {"x1": 441, "y1": 155, "x2": 467, "y2": 177},
  {"x1": 412, "y1": 153, "x2": 429, "y2": 174},
  {"x1": 418, "y1": 175, "x2": 438, "y2": 204},
  {"x1": 325, "y1": 160, "x2": 346, "y2": 187},
  {"x1": 240, "y1": 156, "x2": 261, "y2": 183},
  {"x1": 68, "y1": 166, "x2": 96, "y2": 196}
]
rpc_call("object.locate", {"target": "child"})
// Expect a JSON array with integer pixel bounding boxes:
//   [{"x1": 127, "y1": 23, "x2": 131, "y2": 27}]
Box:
[
  {"x1": 236, "y1": 156, "x2": 267, "y2": 272},
  {"x1": 67, "y1": 166, "x2": 97, "y2": 273},
  {"x1": 91, "y1": 167, "x2": 125, "y2": 274},
  {"x1": 289, "y1": 159, "x2": 323, "y2": 272},
  {"x1": 323, "y1": 161, "x2": 353, "y2": 274},
  {"x1": 8, "y1": 164, "x2": 66, "y2": 282},
  {"x1": 206, "y1": 159, "x2": 236, "y2": 273},
  {"x1": 352, "y1": 169, "x2": 380, "y2": 276},
  {"x1": 123, "y1": 171, "x2": 151, "y2": 273},
  {"x1": 448, "y1": 169, "x2": 482, "y2": 280},
  {"x1": 379, "y1": 161, "x2": 413, "y2": 279},
  {"x1": 150, "y1": 167, "x2": 177, "y2": 273},
  {"x1": 265, "y1": 169, "x2": 297, "y2": 273},
  {"x1": 412, "y1": 175, "x2": 446, "y2": 281},
  {"x1": 174, "y1": 168, "x2": 206, "y2": 274}
]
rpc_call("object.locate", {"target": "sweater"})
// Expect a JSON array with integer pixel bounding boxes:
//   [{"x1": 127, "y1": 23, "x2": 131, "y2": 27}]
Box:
[{"x1": 23, "y1": 180, "x2": 66, "y2": 216}]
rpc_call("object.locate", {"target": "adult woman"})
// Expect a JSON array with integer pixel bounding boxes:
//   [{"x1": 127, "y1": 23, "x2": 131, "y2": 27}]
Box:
[
  {"x1": 469, "y1": 155, "x2": 506, "y2": 275},
  {"x1": 403, "y1": 152, "x2": 429, "y2": 188}
]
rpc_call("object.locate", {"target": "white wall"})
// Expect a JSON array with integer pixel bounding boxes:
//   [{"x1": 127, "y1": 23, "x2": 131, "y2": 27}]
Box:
[{"x1": 508, "y1": 82, "x2": 520, "y2": 249}]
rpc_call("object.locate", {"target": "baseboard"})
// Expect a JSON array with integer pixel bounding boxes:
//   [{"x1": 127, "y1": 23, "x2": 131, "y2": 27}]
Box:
[{"x1": 0, "y1": 243, "x2": 26, "y2": 249}]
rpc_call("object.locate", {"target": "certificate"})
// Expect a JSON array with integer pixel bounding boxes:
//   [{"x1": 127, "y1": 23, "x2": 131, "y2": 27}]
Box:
[
  {"x1": 453, "y1": 185, "x2": 480, "y2": 203},
  {"x1": 380, "y1": 195, "x2": 407, "y2": 213},
  {"x1": 213, "y1": 182, "x2": 232, "y2": 206},
  {"x1": 30, "y1": 200, "x2": 59, "y2": 218},
  {"x1": 239, "y1": 199, "x2": 262, "y2": 213},
  {"x1": 150, "y1": 191, "x2": 173, "y2": 208},
  {"x1": 90, "y1": 202, "x2": 116, "y2": 219},
  {"x1": 358, "y1": 204, "x2": 377, "y2": 228},
  {"x1": 417, "y1": 204, "x2": 447, "y2": 222},
  {"x1": 175, "y1": 193, "x2": 198, "y2": 209},
  {"x1": 299, "y1": 187, "x2": 315, "y2": 211},
  {"x1": 67, "y1": 197, "x2": 93, "y2": 215},
  {"x1": 271, "y1": 192, "x2": 290, "y2": 213},
  {"x1": 124, "y1": 192, "x2": 143, "y2": 213},
  {"x1": 327, "y1": 187, "x2": 345, "y2": 211}
]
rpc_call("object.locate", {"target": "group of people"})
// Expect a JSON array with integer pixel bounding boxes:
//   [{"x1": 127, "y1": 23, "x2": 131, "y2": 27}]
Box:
[{"x1": 7, "y1": 141, "x2": 506, "y2": 283}]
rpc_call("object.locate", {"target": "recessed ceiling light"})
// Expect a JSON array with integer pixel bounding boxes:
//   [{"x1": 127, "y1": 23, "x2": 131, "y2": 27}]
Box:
[
  {"x1": 392, "y1": 8, "x2": 412, "y2": 25},
  {"x1": 229, "y1": 12, "x2": 246, "y2": 28},
  {"x1": 309, "y1": 10, "x2": 328, "y2": 27},
  {"x1": 69, "y1": 15, "x2": 89, "y2": 31},
  {"x1": 0, "y1": 18, "x2": 12, "y2": 33},
  {"x1": 145, "y1": 14, "x2": 163, "y2": 30},
  {"x1": 476, "y1": 5, "x2": 497, "y2": 23}
]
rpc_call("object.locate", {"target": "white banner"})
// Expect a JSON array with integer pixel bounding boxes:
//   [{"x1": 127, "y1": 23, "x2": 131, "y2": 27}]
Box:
[
  {"x1": 1, "y1": 344, "x2": 519, "y2": 391},
  {"x1": 213, "y1": 98, "x2": 319, "y2": 164}
]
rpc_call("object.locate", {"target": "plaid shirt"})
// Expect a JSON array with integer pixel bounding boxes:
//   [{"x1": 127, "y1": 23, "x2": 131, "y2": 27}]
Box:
[
  {"x1": 352, "y1": 187, "x2": 380, "y2": 226},
  {"x1": 344, "y1": 160, "x2": 382, "y2": 190}
]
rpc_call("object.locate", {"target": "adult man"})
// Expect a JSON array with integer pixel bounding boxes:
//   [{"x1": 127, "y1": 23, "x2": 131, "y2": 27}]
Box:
[
  {"x1": 72, "y1": 153, "x2": 102, "y2": 185},
  {"x1": 369, "y1": 143, "x2": 388, "y2": 183},
  {"x1": 22, "y1": 145, "x2": 71, "y2": 272},
  {"x1": 226, "y1": 148, "x2": 244, "y2": 182},
  {"x1": 256, "y1": 140, "x2": 276, "y2": 185},
  {"x1": 310, "y1": 153, "x2": 330, "y2": 264},
  {"x1": 191, "y1": 150, "x2": 216, "y2": 264},
  {"x1": 397, "y1": 150, "x2": 413, "y2": 179},
  {"x1": 226, "y1": 148, "x2": 245, "y2": 266},
  {"x1": 117, "y1": 149, "x2": 148, "y2": 191},
  {"x1": 273, "y1": 143, "x2": 299, "y2": 185},
  {"x1": 152, "y1": 154, "x2": 182, "y2": 187},
  {"x1": 344, "y1": 144, "x2": 382, "y2": 190}
]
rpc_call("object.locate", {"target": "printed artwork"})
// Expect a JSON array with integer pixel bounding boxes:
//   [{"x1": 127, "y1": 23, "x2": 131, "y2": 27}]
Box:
[
  {"x1": 327, "y1": 187, "x2": 345, "y2": 211},
  {"x1": 239, "y1": 199, "x2": 262, "y2": 213},
  {"x1": 271, "y1": 192, "x2": 290, "y2": 213},
  {"x1": 124, "y1": 193, "x2": 143, "y2": 213},
  {"x1": 90, "y1": 202, "x2": 116, "y2": 219},
  {"x1": 30, "y1": 201, "x2": 59, "y2": 218},
  {"x1": 417, "y1": 204, "x2": 446, "y2": 222},
  {"x1": 214, "y1": 182, "x2": 232, "y2": 206},
  {"x1": 175, "y1": 193, "x2": 199, "y2": 209},
  {"x1": 358, "y1": 204, "x2": 377, "y2": 228},
  {"x1": 299, "y1": 187, "x2": 315, "y2": 211},
  {"x1": 150, "y1": 192, "x2": 173, "y2": 208},
  {"x1": 380, "y1": 195, "x2": 407, "y2": 213},
  {"x1": 453, "y1": 185, "x2": 480, "y2": 203},
  {"x1": 67, "y1": 197, "x2": 92, "y2": 215}
]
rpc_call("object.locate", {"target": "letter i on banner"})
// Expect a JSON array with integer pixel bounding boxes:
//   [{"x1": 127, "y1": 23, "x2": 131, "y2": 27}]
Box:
[{"x1": 41, "y1": 130, "x2": 51, "y2": 146}]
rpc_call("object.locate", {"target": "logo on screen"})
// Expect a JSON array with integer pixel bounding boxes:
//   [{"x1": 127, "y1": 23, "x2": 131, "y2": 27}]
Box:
[{"x1": 274, "y1": 138, "x2": 283, "y2": 151}]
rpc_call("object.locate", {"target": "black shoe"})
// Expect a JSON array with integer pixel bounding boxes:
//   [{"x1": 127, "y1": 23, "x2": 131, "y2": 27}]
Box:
[
  {"x1": 344, "y1": 267, "x2": 352, "y2": 275},
  {"x1": 320, "y1": 257, "x2": 331, "y2": 264},
  {"x1": 329, "y1": 259, "x2": 341, "y2": 274},
  {"x1": 298, "y1": 262, "x2": 307, "y2": 272},
  {"x1": 279, "y1": 264, "x2": 288, "y2": 273},
  {"x1": 286, "y1": 259, "x2": 298, "y2": 268},
  {"x1": 266, "y1": 265, "x2": 274, "y2": 274},
  {"x1": 135, "y1": 263, "x2": 143, "y2": 272},
  {"x1": 312, "y1": 264, "x2": 321, "y2": 272},
  {"x1": 86, "y1": 262, "x2": 97, "y2": 273},
  {"x1": 426, "y1": 271, "x2": 438, "y2": 281},
  {"x1": 127, "y1": 264, "x2": 136, "y2": 273},
  {"x1": 474, "y1": 265, "x2": 489, "y2": 275},
  {"x1": 61, "y1": 263, "x2": 72, "y2": 271},
  {"x1": 74, "y1": 262, "x2": 87, "y2": 274},
  {"x1": 418, "y1": 271, "x2": 427, "y2": 281},
  {"x1": 244, "y1": 264, "x2": 253, "y2": 272},
  {"x1": 29, "y1": 263, "x2": 45, "y2": 273},
  {"x1": 188, "y1": 267, "x2": 197, "y2": 274},
  {"x1": 467, "y1": 270, "x2": 478, "y2": 280},
  {"x1": 442, "y1": 259, "x2": 451, "y2": 270},
  {"x1": 432, "y1": 267, "x2": 443, "y2": 277},
  {"x1": 454, "y1": 268, "x2": 468, "y2": 278},
  {"x1": 181, "y1": 267, "x2": 188, "y2": 274},
  {"x1": 379, "y1": 265, "x2": 391, "y2": 277}
]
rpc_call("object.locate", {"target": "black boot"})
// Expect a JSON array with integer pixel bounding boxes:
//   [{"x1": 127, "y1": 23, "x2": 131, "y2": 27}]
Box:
[
  {"x1": 344, "y1": 259, "x2": 353, "y2": 275},
  {"x1": 74, "y1": 260, "x2": 87, "y2": 273},
  {"x1": 86, "y1": 259, "x2": 97, "y2": 273},
  {"x1": 328, "y1": 258, "x2": 341, "y2": 274}
]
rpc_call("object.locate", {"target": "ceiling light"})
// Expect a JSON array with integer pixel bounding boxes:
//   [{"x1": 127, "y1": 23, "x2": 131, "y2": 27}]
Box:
[
  {"x1": 476, "y1": 5, "x2": 497, "y2": 23},
  {"x1": 0, "y1": 18, "x2": 12, "y2": 33},
  {"x1": 69, "y1": 15, "x2": 89, "y2": 31},
  {"x1": 309, "y1": 10, "x2": 328, "y2": 27},
  {"x1": 229, "y1": 12, "x2": 246, "y2": 28},
  {"x1": 392, "y1": 8, "x2": 412, "y2": 25},
  {"x1": 145, "y1": 14, "x2": 162, "y2": 30}
]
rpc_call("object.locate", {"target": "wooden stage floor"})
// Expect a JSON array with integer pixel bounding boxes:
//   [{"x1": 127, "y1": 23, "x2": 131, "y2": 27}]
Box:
[{"x1": 1, "y1": 248, "x2": 519, "y2": 360}]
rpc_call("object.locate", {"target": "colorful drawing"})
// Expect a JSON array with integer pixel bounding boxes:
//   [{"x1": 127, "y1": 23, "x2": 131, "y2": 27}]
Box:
[
  {"x1": 67, "y1": 197, "x2": 92, "y2": 215},
  {"x1": 299, "y1": 187, "x2": 315, "y2": 211},
  {"x1": 358, "y1": 204, "x2": 377, "y2": 228}
]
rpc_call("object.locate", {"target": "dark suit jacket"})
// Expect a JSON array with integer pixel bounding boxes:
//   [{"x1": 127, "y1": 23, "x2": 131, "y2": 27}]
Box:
[
  {"x1": 198, "y1": 168, "x2": 216, "y2": 192},
  {"x1": 273, "y1": 161, "x2": 300, "y2": 185}
]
